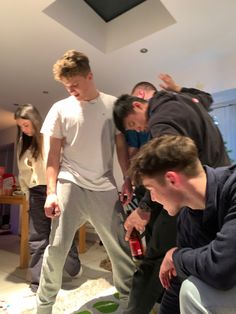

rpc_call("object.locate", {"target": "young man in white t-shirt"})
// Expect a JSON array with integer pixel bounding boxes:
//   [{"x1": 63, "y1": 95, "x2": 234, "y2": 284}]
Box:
[{"x1": 36, "y1": 50, "x2": 135, "y2": 313}]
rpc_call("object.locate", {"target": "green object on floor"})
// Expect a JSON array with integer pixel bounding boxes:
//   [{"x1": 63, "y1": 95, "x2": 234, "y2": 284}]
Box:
[
  {"x1": 74, "y1": 292, "x2": 121, "y2": 314},
  {"x1": 93, "y1": 300, "x2": 119, "y2": 313},
  {"x1": 113, "y1": 292, "x2": 119, "y2": 300}
]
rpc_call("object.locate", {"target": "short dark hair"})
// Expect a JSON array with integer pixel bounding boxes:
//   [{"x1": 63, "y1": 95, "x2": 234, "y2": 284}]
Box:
[
  {"x1": 53, "y1": 49, "x2": 91, "y2": 81},
  {"x1": 129, "y1": 135, "x2": 200, "y2": 186},
  {"x1": 113, "y1": 94, "x2": 146, "y2": 133},
  {"x1": 131, "y1": 81, "x2": 158, "y2": 95}
]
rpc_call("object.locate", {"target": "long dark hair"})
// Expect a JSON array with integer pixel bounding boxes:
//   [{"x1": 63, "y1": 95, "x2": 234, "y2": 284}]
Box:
[{"x1": 14, "y1": 104, "x2": 43, "y2": 160}]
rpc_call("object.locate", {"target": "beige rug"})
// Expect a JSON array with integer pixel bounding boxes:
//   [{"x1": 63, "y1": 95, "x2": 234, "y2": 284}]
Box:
[{"x1": 5, "y1": 278, "x2": 122, "y2": 314}]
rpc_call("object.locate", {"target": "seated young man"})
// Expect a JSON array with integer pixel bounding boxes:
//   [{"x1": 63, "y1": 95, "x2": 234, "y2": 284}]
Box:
[{"x1": 129, "y1": 134, "x2": 236, "y2": 314}]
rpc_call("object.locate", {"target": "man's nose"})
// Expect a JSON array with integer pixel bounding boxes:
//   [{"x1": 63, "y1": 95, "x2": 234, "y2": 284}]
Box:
[
  {"x1": 68, "y1": 86, "x2": 75, "y2": 93},
  {"x1": 150, "y1": 191, "x2": 157, "y2": 202}
]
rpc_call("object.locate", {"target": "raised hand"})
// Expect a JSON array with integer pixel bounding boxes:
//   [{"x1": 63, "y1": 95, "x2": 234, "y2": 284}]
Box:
[{"x1": 159, "y1": 73, "x2": 181, "y2": 93}]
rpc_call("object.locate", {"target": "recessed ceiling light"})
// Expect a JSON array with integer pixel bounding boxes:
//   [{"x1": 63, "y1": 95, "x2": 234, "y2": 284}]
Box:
[{"x1": 140, "y1": 48, "x2": 148, "y2": 53}]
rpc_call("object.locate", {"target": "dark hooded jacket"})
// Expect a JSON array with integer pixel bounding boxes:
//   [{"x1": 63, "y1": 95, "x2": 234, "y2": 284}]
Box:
[
  {"x1": 141, "y1": 88, "x2": 230, "y2": 209},
  {"x1": 174, "y1": 164, "x2": 236, "y2": 290}
]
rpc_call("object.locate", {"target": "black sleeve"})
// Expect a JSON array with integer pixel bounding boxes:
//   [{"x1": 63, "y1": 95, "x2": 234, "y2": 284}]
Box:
[
  {"x1": 180, "y1": 87, "x2": 213, "y2": 111},
  {"x1": 138, "y1": 190, "x2": 156, "y2": 212},
  {"x1": 173, "y1": 188, "x2": 236, "y2": 290},
  {"x1": 138, "y1": 188, "x2": 166, "y2": 214},
  {"x1": 149, "y1": 101, "x2": 191, "y2": 139},
  {"x1": 150, "y1": 121, "x2": 183, "y2": 139},
  {"x1": 142, "y1": 100, "x2": 191, "y2": 209}
]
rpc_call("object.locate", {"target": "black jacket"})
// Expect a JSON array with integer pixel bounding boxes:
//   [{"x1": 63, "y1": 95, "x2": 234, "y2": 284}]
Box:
[
  {"x1": 174, "y1": 164, "x2": 236, "y2": 290},
  {"x1": 148, "y1": 89, "x2": 229, "y2": 167},
  {"x1": 141, "y1": 88, "x2": 230, "y2": 209}
]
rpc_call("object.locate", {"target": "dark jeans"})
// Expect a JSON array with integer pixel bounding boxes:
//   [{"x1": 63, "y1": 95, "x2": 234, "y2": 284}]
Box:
[
  {"x1": 125, "y1": 204, "x2": 178, "y2": 314},
  {"x1": 29, "y1": 185, "x2": 80, "y2": 292},
  {"x1": 159, "y1": 277, "x2": 181, "y2": 314}
]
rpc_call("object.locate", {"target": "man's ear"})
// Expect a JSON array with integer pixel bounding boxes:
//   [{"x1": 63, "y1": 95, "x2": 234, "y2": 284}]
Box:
[
  {"x1": 137, "y1": 90, "x2": 145, "y2": 99},
  {"x1": 165, "y1": 171, "x2": 179, "y2": 187},
  {"x1": 132, "y1": 101, "x2": 145, "y2": 111},
  {"x1": 87, "y1": 72, "x2": 93, "y2": 80}
]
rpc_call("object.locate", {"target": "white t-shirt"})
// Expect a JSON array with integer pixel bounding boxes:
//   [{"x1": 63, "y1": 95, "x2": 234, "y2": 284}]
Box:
[{"x1": 41, "y1": 92, "x2": 118, "y2": 191}]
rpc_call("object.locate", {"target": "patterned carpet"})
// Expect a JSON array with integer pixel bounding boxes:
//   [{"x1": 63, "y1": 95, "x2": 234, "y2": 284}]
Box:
[
  {"x1": 72, "y1": 286, "x2": 122, "y2": 314},
  {"x1": 4, "y1": 278, "x2": 122, "y2": 314}
]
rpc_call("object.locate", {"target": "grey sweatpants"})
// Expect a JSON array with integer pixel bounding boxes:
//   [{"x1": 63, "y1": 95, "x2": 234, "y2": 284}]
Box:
[
  {"x1": 180, "y1": 276, "x2": 236, "y2": 314},
  {"x1": 29, "y1": 185, "x2": 80, "y2": 292},
  {"x1": 36, "y1": 179, "x2": 136, "y2": 314}
]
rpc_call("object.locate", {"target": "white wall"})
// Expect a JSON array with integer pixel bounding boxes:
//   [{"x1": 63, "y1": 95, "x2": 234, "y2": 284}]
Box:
[{"x1": 169, "y1": 52, "x2": 236, "y2": 95}]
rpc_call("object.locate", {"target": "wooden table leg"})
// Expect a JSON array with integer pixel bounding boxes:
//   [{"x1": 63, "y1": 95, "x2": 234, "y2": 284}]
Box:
[
  {"x1": 78, "y1": 224, "x2": 86, "y2": 253},
  {"x1": 19, "y1": 198, "x2": 29, "y2": 269},
  {"x1": 18, "y1": 199, "x2": 86, "y2": 266}
]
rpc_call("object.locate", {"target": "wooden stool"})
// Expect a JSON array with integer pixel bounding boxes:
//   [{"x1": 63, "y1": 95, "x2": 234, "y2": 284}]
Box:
[
  {"x1": 0, "y1": 194, "x2": 87, "y2": 268},
  {"x1": 77, "y1": 224, "x2": 86, "y2": 253}
]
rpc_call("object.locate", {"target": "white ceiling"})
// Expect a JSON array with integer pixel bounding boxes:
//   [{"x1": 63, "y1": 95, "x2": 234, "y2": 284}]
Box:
[{"x1": 1, "y1": 0, "x2": 236, "y2": 130}]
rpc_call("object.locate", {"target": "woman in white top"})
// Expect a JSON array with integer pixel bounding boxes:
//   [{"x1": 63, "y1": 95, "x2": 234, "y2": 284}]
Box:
[{"x1": 15, "y1": 104, "x2": 81, "y2": 293}]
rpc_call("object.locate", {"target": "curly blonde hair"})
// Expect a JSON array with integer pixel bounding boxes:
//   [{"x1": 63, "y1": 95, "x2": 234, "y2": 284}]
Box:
[{"x1": 53, "y1": 49, "x2": 91, "y2": 81}]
